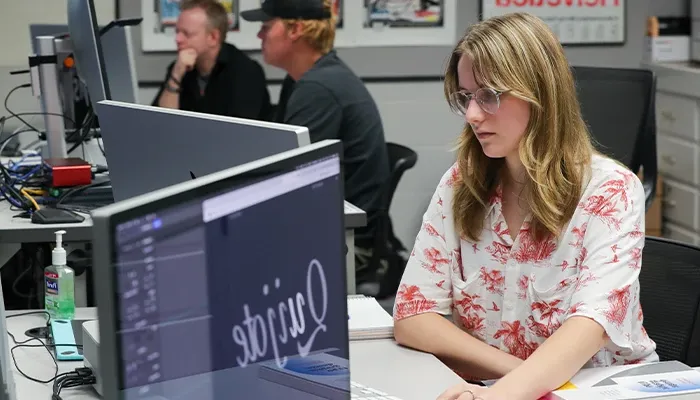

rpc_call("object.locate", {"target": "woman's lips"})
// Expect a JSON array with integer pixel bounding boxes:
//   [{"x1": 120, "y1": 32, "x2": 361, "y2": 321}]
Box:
[{"x1": 475, "y1": 131, "x2": 495, "y2": 140}]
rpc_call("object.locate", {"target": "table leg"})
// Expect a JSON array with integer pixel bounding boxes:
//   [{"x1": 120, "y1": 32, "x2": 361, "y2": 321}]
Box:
[{"x1": 345, "y1": 229, "x2": 355, "y2": 295}]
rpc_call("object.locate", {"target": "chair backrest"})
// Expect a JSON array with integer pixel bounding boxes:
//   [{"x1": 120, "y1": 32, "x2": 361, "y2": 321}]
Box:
[
  {"x1": 383, "y1": 143, "x2": 418, "y2": 210},
  {"x1": 640, "y1": 236, "x2": 700, "y2": 366},
  {"x1": 571, "y1": 66, "x2": 658, "y2": 210}
]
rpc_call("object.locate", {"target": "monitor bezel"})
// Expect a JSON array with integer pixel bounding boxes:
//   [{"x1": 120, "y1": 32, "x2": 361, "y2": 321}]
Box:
[{"x1": 91, "y1": 139, "x2": 346, "y2": 400}]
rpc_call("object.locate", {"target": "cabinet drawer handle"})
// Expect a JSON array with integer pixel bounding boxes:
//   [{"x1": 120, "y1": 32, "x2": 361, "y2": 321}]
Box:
[
  {"x1": 662, "y1": 155, "x2": 677, "y2": 165},
  {"x1": 661, "y1": 111, "x2": 676, "y2": 122},
  {"x1": 663, "y1": 199, "x2": 677, "y2": 208}
]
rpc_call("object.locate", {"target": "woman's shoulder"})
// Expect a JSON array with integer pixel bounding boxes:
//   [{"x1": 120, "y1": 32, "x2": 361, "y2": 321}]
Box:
[
  {"x1": 583, "y1": 154, "x2": 645, "y2": 208},
  {"x1": 437, "y1": 162, "x2": 461, "y2": 191}
]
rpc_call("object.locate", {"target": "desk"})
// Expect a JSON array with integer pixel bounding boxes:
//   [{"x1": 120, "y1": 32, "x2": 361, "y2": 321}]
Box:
[
  {"x1": 8, "y1": 310, "x2": 700, "y2": 400},
  {"x1": 0, "y1": 200, "x2": 367, "y2": 294},
  {"x1": 6, "y1": 308, "x2": 463, "y2": 400}
]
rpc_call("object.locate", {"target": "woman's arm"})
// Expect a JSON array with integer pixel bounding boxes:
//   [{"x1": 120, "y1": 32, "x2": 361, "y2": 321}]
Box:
[
  {"x1": 395, "y1": 313, "x2": 524, "y2": 379},
  {"x1": 475, "y1": 169, "x2": 650, "y2": 399},
  {"x1": 393, "y1": 166, "x2": 522, "y2": 380},
  {"x1": 485, "y1": 317, "x2": 606, "y2": 399}
]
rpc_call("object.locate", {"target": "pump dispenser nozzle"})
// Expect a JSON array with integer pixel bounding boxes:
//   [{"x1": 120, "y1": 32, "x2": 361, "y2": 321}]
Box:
[{"x1": 52, "y1": 230, "x2": 67, "y2": 266}]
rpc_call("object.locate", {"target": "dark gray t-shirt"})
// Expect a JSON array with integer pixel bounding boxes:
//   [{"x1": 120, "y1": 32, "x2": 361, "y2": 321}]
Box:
[{"x1": 282, "y1": 51, "x2": 389, "y2": 240}]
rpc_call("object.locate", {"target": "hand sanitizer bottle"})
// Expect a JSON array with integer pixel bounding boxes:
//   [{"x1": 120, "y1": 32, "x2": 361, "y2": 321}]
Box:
[{"x1": 44, "y1": 230, "x2": 75, "y2": 320}]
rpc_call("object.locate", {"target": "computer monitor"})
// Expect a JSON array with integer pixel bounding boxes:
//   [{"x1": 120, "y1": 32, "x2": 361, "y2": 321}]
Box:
[
  {"x1": 91, "y1": 139, "x2": 349, "y2": 400},
  {"x1": 0, "y1": 283, "x2": 16, "y2": 400},
  {"x1": 95, "y1": 100, "x2": 311, "y2": 202},
  {"x1": 67, "y1": 0, "x2": 111, "y2": 114}
]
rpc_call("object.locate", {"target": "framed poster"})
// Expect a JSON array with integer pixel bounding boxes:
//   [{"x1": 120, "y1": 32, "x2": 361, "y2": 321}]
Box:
[
  {"x1": 350, "y1": 0, "x2": 457, "y2": 47},
  {"x1": 141, "y1": 0, "x2": 351, "y2": 52},
  {"x1": 480, "y1": 0, "x2": 626, "y2": 45}
]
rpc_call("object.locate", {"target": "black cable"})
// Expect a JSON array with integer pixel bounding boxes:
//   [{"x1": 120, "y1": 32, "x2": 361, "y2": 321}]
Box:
[
  {"x1": 0, "y1": 123, "x2": 39, "y2": 211},
  {"x1": 52, "y1": 367, "x2": 95, "y2": 400},
  {"x1": 5, "y1": 112, "x2": 76, "y2": 128},
  {"x1": 6, "y1": 311, "x2": 90, "y2": 392},
  {"x1": 66, "y1": 108, "x2": 95, "y2": 155},
  {"x1": 4, "y1": 84, "x2": 41, "y2": 134},
  {"x1": 56, "y1": 179, "x2": 111, "y2": 207}
]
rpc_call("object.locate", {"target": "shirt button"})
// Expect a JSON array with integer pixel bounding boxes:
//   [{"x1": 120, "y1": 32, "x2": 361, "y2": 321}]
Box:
[
  {"x1": 504, "y1": 300, "x2": 514, "y2": 310},
  {"x1": 507, "y1": 260, "x2": 516, "y2": 268}
]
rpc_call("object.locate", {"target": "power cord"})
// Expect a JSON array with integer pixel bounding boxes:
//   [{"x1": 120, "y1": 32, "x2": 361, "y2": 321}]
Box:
[
  {"x1": 4, "y1": 84, "x2": 41, "y2": 134},
  {"x1": 5, "y1": 311, "x2": 93, "y2": 399},
  {"x1": 52, "y1": 367, "x2": 96, "y2": 400}
]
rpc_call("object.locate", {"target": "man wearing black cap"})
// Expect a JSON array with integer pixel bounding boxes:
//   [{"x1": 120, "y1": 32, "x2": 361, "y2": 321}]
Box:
[{"x1": 242, "y1": 0, "x2": 390, "y2": 284}]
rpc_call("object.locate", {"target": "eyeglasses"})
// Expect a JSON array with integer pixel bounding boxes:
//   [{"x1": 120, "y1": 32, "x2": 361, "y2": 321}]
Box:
[{"x1": 449, "y1": 88, "x2": 506, "y2": 115}]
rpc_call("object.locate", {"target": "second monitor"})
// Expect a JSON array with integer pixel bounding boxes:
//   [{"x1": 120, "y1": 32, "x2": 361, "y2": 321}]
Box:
[{"x1": 95, "y1": 100, "x2": 310, "y2": 202}]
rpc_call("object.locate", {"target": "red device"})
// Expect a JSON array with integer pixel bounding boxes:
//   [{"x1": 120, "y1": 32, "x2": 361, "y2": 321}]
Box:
[{"x1": 43, "y1": 158, "x2": 92, "y2": 187}]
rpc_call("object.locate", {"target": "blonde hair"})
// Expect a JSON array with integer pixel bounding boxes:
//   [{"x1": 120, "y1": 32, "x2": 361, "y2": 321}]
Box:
[
  {"x1": 180, "y1": 0, "x2": 228, "y2": 43},
  {"x1": 443, "y1": 12, "x2": 594, "y2": 242},
  {"x1": 282, "y1": 0, "x2": 337, "y2": 53}
]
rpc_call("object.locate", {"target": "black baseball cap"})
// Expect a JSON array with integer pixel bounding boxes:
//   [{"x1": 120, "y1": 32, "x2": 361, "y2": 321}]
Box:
[{"x1": 241, "y1": 0, "x2": 331, "y2": 22}]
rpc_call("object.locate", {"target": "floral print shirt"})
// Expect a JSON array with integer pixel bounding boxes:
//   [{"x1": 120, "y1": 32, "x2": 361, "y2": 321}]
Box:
[{"x1": 394, "y1": 155, "x2": 658, "y2": 367}]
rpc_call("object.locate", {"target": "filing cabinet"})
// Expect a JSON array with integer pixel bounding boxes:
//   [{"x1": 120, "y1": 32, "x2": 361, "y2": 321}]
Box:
[{"x1": 646, "y1": 62, "x2": 700, "y2": 245}]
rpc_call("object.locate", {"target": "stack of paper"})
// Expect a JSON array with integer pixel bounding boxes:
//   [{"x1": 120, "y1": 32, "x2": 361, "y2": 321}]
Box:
[
  {"x1": 347, "y1": 295, "x2": 394, "y2": 340},
  {"x1": 550, "y1": 361, "x2": 700, "y2": 400}
]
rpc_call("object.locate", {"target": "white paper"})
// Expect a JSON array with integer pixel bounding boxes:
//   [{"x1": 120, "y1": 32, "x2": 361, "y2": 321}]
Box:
[
  {"x1": 555, "y1": 370, "x2": 700, "y2": 400},
  {"x1": 569, "y1": 364, "x2": 647, "y2": 388}
]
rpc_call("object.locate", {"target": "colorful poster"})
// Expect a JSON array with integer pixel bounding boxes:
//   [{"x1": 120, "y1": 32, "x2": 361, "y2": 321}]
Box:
[
  {"x1": 480, "y1": 0, "x2": 626, "y2": 45},
  {"x1": 351, "y1": 0, "x2": 456, "y2": 47},
  {"x1": 334, "y1": 0, "x2": 344, "y2": 28},
  {"x1": 364, "y1": 0, "x2": 444, "y2": 28}
]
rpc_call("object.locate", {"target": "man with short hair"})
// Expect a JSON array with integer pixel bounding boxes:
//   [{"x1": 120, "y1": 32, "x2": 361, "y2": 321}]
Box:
[
  {"x1": 154, "y1": 0, "x2": 272, "y2": 120},
  {"x1": 242, "y1": 0, "x2": 391, "y2": 283}
]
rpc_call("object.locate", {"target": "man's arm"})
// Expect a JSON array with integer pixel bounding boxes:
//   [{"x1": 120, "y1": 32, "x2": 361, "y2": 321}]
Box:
[
  {"x1": 155, "y1": 62, "x2": 184, "y2": 109},
  {"x1": 283, "y1": 81, "x2": 342, "y2": 142},
  {"x1": 155, "y1": 51, "x2": 194, "y2": 109}
]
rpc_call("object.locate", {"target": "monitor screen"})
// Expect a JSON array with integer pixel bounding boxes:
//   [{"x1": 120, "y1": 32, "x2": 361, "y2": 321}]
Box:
[
  {"x1": 95, "y1": 141, "x2": 349, "y2": 400},
  {"x1": 67, "y1": 0, "x2": 111, "y2": 113}
]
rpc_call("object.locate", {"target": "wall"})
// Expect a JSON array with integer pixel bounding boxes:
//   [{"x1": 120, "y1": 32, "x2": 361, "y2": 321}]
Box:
[{"x1": 0, "y1": 0, "x2": 687, "y2": 248}]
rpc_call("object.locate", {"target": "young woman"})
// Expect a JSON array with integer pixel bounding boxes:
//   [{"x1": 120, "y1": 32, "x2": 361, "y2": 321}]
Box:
[{"x1": 392, "y1": 12, "x2": 659, "y2": 400}]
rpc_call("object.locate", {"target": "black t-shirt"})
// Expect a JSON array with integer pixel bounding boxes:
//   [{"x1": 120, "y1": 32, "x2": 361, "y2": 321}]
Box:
[
  {"x1": 277, "y1": 51, "x2": 390, "y2": 241},
  {"x1": 153, "y1": 43, "x2": 273, "y2": 121}
]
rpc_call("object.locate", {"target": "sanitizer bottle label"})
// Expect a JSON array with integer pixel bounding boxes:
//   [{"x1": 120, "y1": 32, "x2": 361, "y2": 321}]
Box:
[{"x1": 45, "y1": 271, "x2": 59, "y2": 295}]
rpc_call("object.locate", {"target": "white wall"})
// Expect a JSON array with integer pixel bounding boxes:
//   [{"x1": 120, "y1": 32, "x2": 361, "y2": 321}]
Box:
[{"x1": 0, "y1": 0, "x2": 690, "y2": 250}]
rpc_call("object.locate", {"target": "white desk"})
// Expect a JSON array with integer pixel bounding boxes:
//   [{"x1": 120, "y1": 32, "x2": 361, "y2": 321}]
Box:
[
  {"x1": 0, "y1": 200, "x2": 366, "y2": 294},
  {"x1": 6, "y1": 309, "x2": 463, "y2": 400}
]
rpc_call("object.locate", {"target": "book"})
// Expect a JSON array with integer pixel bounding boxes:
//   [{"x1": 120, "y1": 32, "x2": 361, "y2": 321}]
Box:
[{"x1": 347, "y1": 295, "x2": 394, "y2": 341}]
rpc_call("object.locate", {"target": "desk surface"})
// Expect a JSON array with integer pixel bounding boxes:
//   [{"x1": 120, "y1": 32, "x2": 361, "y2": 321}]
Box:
[
  {"x1": 6, "y1": 308, "x2": 461, "y2": 400},
  {"x1": 0, "y1": 200, "x2": 367, "y2": 243}
]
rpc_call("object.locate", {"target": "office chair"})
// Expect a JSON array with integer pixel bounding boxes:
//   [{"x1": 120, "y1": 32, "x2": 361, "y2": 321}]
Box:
[
  {"x1": 366, "y1": 142, "x2": 418, "y2": 300},
  {"x1": 571, "y1": 66, "x2": 658, "y2": 211},
  {"x1": 639, "y1": 236, "x2": 700, "y2": 366}
]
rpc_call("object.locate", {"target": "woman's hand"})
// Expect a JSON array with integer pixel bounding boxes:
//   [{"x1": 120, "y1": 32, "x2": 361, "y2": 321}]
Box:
[{"x1": 436, "y1": 382, "x2": 500, "y2": 400}]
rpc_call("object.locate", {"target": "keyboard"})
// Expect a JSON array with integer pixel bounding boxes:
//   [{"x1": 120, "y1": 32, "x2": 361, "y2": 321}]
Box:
[{"x1": 351, "y1": 380, "x2": 404, "y2": 399}]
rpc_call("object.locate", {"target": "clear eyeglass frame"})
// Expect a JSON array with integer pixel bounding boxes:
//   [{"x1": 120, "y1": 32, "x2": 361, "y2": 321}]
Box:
[{"x1": 449, "y1": 87, "x2": 506, "y2": 116}]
